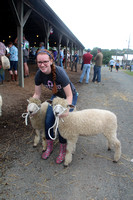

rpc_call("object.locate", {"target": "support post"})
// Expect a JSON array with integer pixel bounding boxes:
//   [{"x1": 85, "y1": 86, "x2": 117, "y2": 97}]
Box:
[
  {"x1": 65, "y1": 38, "x2": 69, "y2": 69},
  {"x1": 57, "y1": 33, "x2": 62, "y2": 66},
  {"x1": 17, "y1": 0, "x2": 24, "y2": 87},
  {"x1": 70, "y1": 42, "x2": 73, "y2": 71}
]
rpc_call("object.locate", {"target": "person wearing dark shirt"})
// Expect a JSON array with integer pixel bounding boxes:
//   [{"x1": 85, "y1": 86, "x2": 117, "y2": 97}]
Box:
[
  {"x1": 33, "y1": 49, "x2": 78, "y2": 164},
  {"x1": 52, "y1": 47, "x2": 58, "y2": 64},
  {"x1": 79, "y1": 49, "x2": 93, "y2": 83}
]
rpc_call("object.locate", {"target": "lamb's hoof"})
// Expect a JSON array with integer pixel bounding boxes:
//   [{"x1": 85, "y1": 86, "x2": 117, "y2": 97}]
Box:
[
  {"x1": 108, "y1": 148, "x2": 111, "y2": 151},
  {"x1": 64, "y1": 164, "x2": 68, "y2": 168},
  {"x1": 33, "y1": 145, "x2": 37, "y2": 148},
  {"x1": 113, "y1": 160, "x2": 117, "y2": 163}
]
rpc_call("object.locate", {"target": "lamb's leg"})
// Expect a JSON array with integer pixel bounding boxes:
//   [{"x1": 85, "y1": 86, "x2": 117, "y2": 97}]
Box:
[
  {"x1": 107, "y1": 134, "x2": 121, "y2": 162},
  {"x1": 113, "y1": 137, "x2": 121, "y2": 162},
  {"x1": 41, "y1": 130, "x2": 47, "y2": 151},
  {"x1": 33, "y1": 129, "x2": 40, "y2": 147},
  {"x1": 72, "y1": 143, "x2": 76, "y2": 154},
  {"x1": 107, "y1": 140, "x2": 112, "y2": 151},
  {"x1": 64, "y1": 140, "x2": 76, "y2": 167}
]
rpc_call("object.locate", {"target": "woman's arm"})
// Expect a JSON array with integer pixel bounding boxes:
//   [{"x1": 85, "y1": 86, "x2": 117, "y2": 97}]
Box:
[
  {"x1": 59, "y1": 84, "x2": 73, "y2": 118},
  {"x1": 33, "y1": 85, "x2": 42, "y2": 99},
  {"x1": 63, "y1": 84, "x2": 73, "y2": 104}
]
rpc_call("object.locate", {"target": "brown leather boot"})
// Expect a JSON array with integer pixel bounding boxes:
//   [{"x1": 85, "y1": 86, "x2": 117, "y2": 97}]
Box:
[
  {"x1": 14, "y1": 74, "x2": 17, "y2": 81},
  {"x1": 11, "y1": 74, "x2": 14, "y2": 81}
]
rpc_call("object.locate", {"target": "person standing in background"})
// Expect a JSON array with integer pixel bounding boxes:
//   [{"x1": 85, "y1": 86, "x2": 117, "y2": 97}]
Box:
[
  {"x1": 109, "y1": 58, "x2": 115, "y2": 72},
  {"x1": 38, "y1": 42, "x2": 45, "y2": 50},
  {"x1": 60, "y1": 48, "x2": 64, "y2": 68},
  {"x1": 23, "y1": 34, "x2": 30, "y2": 78},
  {"x1": 52, "y1": 47, "x2": 58, "y2": 64},
  {"x1": 79, "y1": 49, "x2": 93, "y2": 83},
  {"x1": 7, "y1": 42, "x2": 18, "y2": 81},
  {"x1": 72, "y1": 51, "x2": 79, "y2": 72},
  {"x1": 115, "y1": 60, "x2": 120, "y2": 72},
  {"x1": 0, "y1": 41, "x2": 6, "y2": 84},
  {"x1": 92, "y1": 48, "x2": 103, "y2": 83},
  {"x1": 15, "y1": 34, "x2": 30, "y2": 78},
  {"x1": 67, "y1": 50, "x2": 70, "y2": 69}
]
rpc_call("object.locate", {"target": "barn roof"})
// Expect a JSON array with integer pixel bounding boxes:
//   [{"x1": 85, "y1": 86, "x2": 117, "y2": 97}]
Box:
[{"x1": 1, "y1": 0, "x2": 84, "y2": 49}]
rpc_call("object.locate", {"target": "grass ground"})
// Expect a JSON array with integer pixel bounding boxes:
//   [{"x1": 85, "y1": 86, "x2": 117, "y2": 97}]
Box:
[{"x1": 123, "y1": 70, "x2": 133, "y2": 76}]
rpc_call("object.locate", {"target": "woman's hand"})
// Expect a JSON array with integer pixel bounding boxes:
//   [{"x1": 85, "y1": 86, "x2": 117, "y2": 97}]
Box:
[{"x1": 59, "y1": 111, "x2": 69, "y2": 118}]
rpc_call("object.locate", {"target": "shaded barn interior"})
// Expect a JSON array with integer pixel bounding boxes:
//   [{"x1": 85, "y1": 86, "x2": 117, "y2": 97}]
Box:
[
  {"x1": 1, "y1": 0, "x2": 84, "y2": 49},
  {"x1": 1, "y1": 0, "x2": 84, "y2": 87}
]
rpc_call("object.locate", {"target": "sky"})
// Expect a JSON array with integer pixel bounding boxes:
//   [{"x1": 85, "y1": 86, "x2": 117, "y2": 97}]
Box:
[{"x1": 45, "y1": 0, "x2": 133, "y2": 50}]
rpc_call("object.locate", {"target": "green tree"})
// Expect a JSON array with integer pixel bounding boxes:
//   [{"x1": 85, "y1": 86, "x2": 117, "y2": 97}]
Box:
[
  {"x1": 102, "y1": 49, "x2": 112, "y2": 64},
  {"x1": 91, "y1": 47, "x2": 98, "y2": 62},
  {"x1": 85, "y1": 47, "x2": 133, "y2": 65}
]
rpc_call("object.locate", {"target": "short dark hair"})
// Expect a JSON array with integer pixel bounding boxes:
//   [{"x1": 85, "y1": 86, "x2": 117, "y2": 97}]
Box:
[
  {"x1": 8, "y1": 41, "x2": 13, "y2": 45},
  {"x1": 98, "y1": 48, "x2": 102, "y2": 52},
  {"x1": 40, "y1": 42, "x2": 44, "y2": 46}
]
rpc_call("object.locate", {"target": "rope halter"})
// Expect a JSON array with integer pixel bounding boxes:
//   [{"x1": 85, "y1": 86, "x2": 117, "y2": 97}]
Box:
[
  {"x1": 22, "y1": 103, "x2": 40, "y2": 126},
  {"x1": 48, "y1": 104, "x2": 67, "y2": 140}
]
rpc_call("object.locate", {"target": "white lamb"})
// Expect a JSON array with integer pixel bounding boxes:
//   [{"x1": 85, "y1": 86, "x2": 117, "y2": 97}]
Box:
[
  {"x1": 0, "y1": 95, "x2": 2, "y2": 116},
  {"x1": 48, "y1": 97, "x2": 121, "y2": 167},
  {"x1": 27, "y1": 97, "x2": 48, "y2": 151}
]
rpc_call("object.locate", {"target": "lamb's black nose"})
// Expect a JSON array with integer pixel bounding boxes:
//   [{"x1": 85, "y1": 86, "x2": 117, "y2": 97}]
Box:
[{"x1": 55, "y1": 112, "x2": 59, "y2": 116}]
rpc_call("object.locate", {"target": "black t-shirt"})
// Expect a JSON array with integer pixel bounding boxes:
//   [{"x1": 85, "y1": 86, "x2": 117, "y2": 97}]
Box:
[{"x1": 35, "y1": 66, "x2": 77, "y2": 98}]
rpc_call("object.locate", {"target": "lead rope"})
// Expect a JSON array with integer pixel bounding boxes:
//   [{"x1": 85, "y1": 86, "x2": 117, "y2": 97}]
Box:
[
  {"x1": 48, "y1": 105, "x2": 67, "y2": 140},
  {"x1": 48, "y1": 116, "x2": 59, "y2": 140},
  {"x1": 22, "y1": 113, "x2": 29, "y2": 126},
  {"x1": 22, "y1": 103, "x2": 40, "y2": 126}
]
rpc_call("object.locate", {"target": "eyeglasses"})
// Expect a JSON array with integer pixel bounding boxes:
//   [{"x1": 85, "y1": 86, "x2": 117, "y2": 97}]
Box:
[{"x1": 37, "y1": 61, "x2": 49, "y2": 65}]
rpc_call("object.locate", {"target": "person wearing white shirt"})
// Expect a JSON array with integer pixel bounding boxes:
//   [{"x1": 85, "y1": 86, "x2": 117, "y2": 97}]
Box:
[{"x1": 109, "y1": 58, "x2": 115, "y2": 72}]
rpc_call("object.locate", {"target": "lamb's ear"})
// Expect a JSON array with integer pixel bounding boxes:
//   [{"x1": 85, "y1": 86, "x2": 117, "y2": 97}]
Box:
[
  {"x1": 67, "y1": 104, "x2": 75, "y2": 109},
  {"x1": 27, "y1": 99, "x2": 30, "y2": 103},
  {"x1": 46, "y1": 99, "x2": 53, "y2": 105}
]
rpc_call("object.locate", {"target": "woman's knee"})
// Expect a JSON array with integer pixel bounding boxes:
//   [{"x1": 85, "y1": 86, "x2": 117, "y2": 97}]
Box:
[{"x1": 59, "y1": 133, "x2": 67, "y2": 143}]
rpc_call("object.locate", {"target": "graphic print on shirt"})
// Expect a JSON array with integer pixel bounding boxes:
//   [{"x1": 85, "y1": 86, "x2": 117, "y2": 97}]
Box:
[{"x1": 45, "y1": 80, "x2": 62, "y2": 90}]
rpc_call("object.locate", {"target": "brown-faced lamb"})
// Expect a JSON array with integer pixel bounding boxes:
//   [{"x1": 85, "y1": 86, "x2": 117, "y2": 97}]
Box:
[{"x1": 47, "y1": 97, "x2": 121, "y2": 167}]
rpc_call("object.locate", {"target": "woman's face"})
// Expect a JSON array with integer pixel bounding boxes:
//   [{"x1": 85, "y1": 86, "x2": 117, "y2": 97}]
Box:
[{"x1": 37, "y1": 54, "x2": 52, "y2": 74}]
